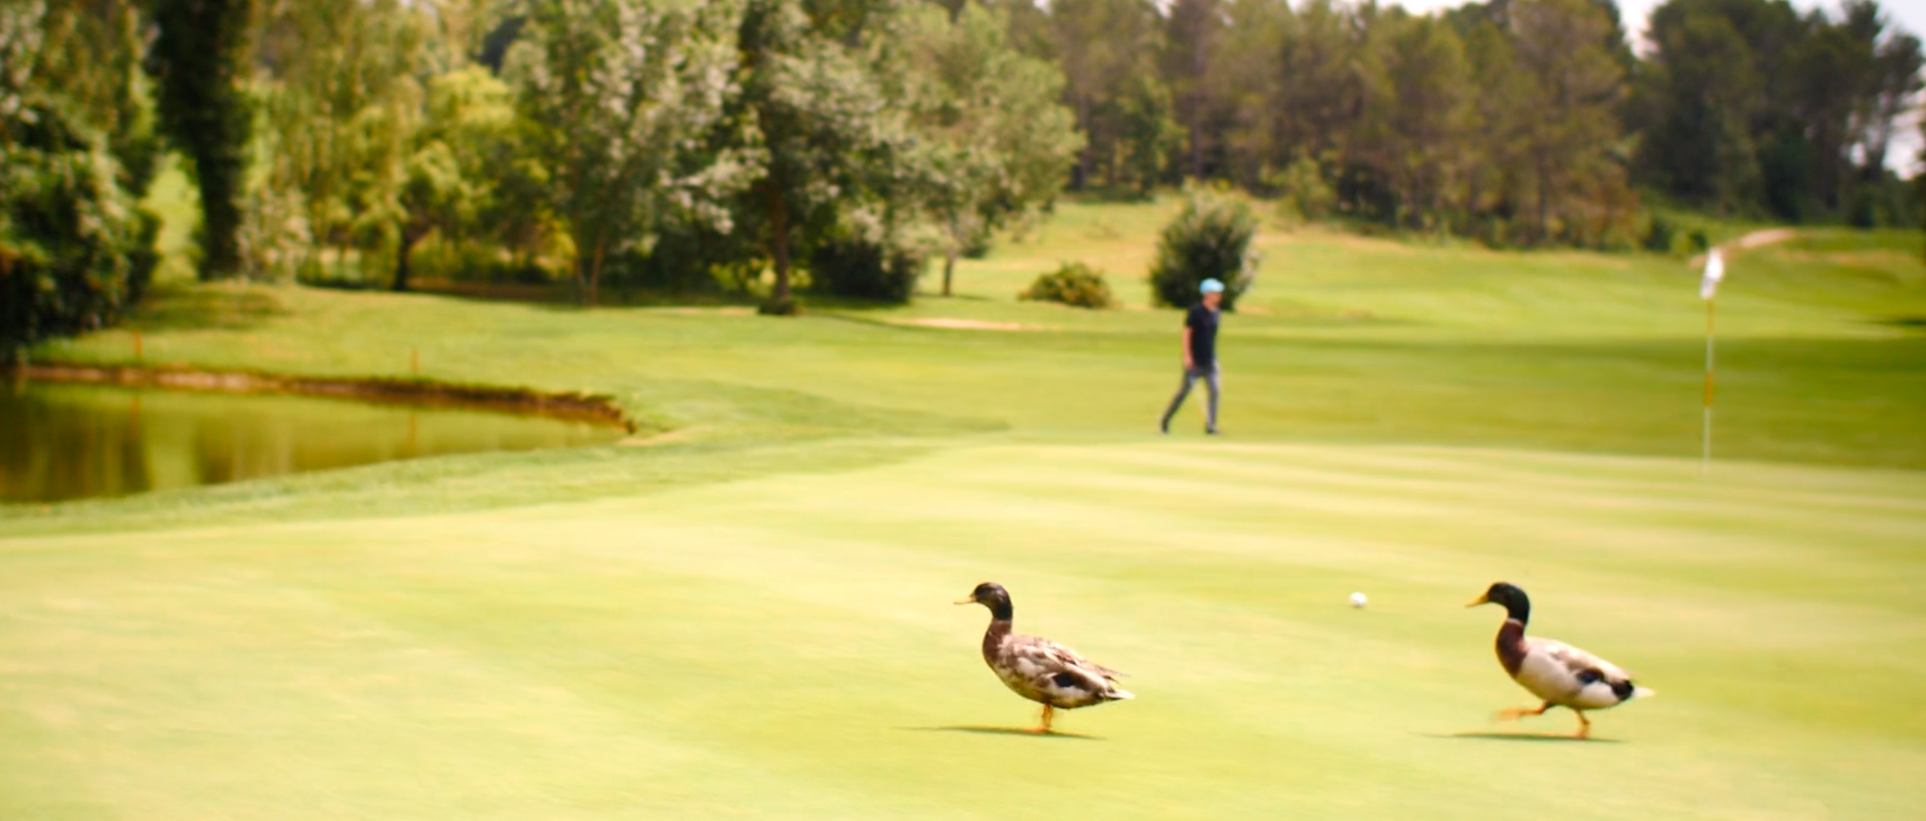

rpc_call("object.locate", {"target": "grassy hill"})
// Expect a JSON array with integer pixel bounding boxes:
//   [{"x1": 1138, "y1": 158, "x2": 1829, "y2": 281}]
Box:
[{"x1": 4, "y1": 196, "x2": 1924, "y2": 820}]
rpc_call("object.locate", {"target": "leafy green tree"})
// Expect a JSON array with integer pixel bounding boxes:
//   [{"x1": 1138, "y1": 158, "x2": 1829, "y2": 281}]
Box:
[
  {"x1": 1635, "y1": 10, "x2": 1763, "y2": 213},
  {"x1": 509, "y1": 0, "x2": 752, "y2": 306},
  {"x1": 21, "y1": 0, "x2": 161, "y2": 198},
  {"x1": 253, "y1": 0, "x2": 431, "y2": 283},
  {"x1": 2, "y1": 3, "x2": 156, "y2": 359},
  {"x1": 731, "y1": 0, "x2": 916, "y2": 309},
  {"x1": 1508, "y1": 0, "x2": 1633, "y2": 244},
  {"x1": 1638, "y1": 0, "x2": 1922, "y2": 223},
  {"x1": 1352, "y1": 11, "x2": 1474, "y2": 231},
  {"x1": 898, "y1": 3, "x2": 1080, "y2": 296},
  {"x1": 394, "y1": 66, "x2": 516, "y2": 291},
  {"x1": 1162, "y1": 0, "x2": 1226, "y2": 181},
  {"x1": 1036, "y1": 0, "x2": 1169, "y2": 192},
  {"x1": 148, "y1": 0, "x2": 255, "y2": 280}
]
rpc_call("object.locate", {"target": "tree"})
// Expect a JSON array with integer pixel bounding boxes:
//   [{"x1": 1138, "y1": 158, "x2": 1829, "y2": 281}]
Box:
[
  {"x1": 1038, "y1": 0, "x2": 1169, "y2": 192},
  {"x1": 252, "y1": 0, "x2": 432, "y2": 283},
  {"x1": 730, "y1": 0, "x2": 915, "y2": 310},
  {"x1": 2, "y1": 2, "x2": 156, "y2": 359},
  {"x1": 394, "y1": 66, "x2": 516, "y2": 292},
  {"x1": 1508, "y1": 0, "x2": 1633, "y2": 244},
  {"x1": 1163, "y1": 0, "x2": 1227, "y2": 180},
  {"x1": 148, "y1": 0, "x2": 255, "y2": 280},
  {"x1": 897, "y1": 4, "x2": 1080, "y2": 296},
  {"x1": 1636, "y1": 10, "x2": 1763, "y2": 212},
  {"x1": 509, "y1": 0, "x2": 751, "y2": 306},
  {"x1": 1637, "y1": 0, "x2": 1922, "y2": 224},
  {"x1": 1352, "y1": 11, "x2": 1474, "y2": 230}
]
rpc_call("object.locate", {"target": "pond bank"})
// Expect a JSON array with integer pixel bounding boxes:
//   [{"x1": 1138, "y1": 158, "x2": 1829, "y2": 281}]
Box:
[{"x1": 8, "y1": 363, "x2": 637, "y2": 433}]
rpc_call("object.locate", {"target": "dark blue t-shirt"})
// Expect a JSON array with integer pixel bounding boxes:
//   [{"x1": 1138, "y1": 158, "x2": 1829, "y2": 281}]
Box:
[{"x1": 1186, "y1": 304, "x2": 1220, "y2": 369}]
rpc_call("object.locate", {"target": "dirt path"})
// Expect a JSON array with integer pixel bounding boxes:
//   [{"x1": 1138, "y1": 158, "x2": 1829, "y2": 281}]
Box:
[{"x1": 1690, "y1": 227, "x2": 1800, "y2": 267}]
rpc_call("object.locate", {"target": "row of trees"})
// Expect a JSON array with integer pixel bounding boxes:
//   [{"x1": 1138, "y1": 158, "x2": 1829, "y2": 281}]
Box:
[
  {"x1": 1003, "y1": 0, "x2": 1923, "y2": 244},
  {"x1": 108, "y1": 0, "x2": 1079, "y2": 308},
  {"x1": 5, "y1": 0, "x2": 1083, "y2": 335}
]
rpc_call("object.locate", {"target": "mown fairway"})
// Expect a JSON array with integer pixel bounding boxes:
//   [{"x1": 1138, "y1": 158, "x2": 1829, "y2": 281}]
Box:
[{"x1": 4, "y1": 198, "x2": 1925, "y2": 819}]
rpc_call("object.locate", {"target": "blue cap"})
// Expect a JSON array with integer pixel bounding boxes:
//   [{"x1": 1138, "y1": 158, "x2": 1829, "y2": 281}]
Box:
[{"x1": 1200, "y1": 278, "x2": 1225, "y2": 294}]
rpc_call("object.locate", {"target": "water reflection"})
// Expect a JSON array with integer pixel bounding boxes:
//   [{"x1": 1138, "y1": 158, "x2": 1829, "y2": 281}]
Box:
[{"x1": 0, "y1": 379, "x2": 623, "y2": 503}]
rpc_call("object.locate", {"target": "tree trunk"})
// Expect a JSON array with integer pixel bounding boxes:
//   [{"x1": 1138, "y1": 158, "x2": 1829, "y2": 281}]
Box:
[
  {"x1": 588, "y1": 235, "x2": 606, "y2": 307},
  {"x1": 1073, "y1": 92, "x2": 1091, "y2": 191},
  {"x1": 768, "y1": 181, "x2": 792, "y2": 301},
  {"x1": 393, "y1": 227, "x2": 419, "y2": 292},
  {"x1": 1190, "y1": 37, "x2": 1207, "y2": 180},
  {"x1": 942, "y1": 248, "x2": 956, "y2": 297}
]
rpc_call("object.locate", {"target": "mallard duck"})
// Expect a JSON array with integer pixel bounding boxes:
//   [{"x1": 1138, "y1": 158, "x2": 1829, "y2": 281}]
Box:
[
  {"x1": 1468, "y1": 582, "x2": 1652, "y2": 738},
  {"x1": 955, "y1": 582, "x2": 1133, "y2": 733}
]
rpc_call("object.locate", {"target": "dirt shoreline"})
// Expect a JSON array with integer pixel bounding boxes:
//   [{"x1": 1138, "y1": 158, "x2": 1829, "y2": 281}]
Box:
[{"x1": 8, "y1": 363, "x2": 637, "y2": 433}]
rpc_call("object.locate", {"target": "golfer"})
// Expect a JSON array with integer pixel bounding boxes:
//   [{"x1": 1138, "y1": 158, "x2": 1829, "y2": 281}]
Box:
[{"x1": 1160, "y1": 278, "x2": 1224, "y2": 435}]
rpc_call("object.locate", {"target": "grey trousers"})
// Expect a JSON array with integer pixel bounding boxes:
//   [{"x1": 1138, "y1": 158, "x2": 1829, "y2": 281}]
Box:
[{"x1": 1161, "y1": 364, "x2": 1220, "y2": 431}]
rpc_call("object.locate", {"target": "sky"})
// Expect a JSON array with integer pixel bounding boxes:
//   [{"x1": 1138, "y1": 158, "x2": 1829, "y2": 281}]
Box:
[{"x1": 1388, "y1": 0, "x2": 1926, "y2": 172}]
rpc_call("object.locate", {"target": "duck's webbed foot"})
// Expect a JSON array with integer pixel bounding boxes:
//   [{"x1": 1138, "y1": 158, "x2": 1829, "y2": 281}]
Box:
[
  {"x1": 1494, "y1": 702, "x2": 1552, "y2": 722},
  {"x1": 1029, "y1": 704, "x2": 1055, "y2": 734}
]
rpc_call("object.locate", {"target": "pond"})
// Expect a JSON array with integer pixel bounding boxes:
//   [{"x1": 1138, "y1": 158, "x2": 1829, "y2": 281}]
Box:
[{"x1": 0, "y1": 379, "x2": 624, "y2": 504}]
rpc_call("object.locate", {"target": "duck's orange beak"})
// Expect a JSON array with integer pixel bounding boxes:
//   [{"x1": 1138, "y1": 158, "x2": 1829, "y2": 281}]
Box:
[
  {"x1": 954, "y1": 597, "x2": 976, "y2": 605},
  {"x1": 1465, "y1": 593, "x2": 1490, "y2": 607}
]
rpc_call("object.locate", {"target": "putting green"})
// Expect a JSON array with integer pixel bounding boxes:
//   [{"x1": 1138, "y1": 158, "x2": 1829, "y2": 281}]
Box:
[{"x1": 3, "y1": 441, "x2": 1922, "y2": 820}]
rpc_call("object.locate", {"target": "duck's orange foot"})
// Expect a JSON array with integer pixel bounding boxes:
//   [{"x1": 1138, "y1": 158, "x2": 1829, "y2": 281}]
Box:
[
  {"x1": 1031, "y1": 704, "x2": 1056, "y2": 735},
  {"x1": 1494, "y1": 703, "x2": 1551, "y2": 722}
]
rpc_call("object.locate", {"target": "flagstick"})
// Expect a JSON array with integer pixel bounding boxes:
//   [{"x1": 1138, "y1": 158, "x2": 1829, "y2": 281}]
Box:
[{"x1": 1703, "y1": 296, "x2": 1716, "y2": 478}]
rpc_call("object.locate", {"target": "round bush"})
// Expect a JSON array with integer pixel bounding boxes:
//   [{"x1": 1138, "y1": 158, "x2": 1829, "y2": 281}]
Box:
[
  {"x1": 1148, "y1": 187, "x2": 1260, "y2": 310},
  {"x1": 1019, "y1": 262, "x2": 1113, "y2": 309}
]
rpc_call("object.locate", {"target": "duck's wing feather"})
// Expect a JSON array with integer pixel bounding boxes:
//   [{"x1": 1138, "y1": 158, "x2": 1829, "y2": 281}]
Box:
[
  {"x1": 1528, "y1": 637, "x2": 1632, "y2": 684},
  {"x1": 1005, "y1": 634, "x2": 1127, "y2": 688}
]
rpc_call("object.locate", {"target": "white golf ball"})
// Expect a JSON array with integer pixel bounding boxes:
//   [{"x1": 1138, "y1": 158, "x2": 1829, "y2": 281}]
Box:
[{"x1": 1350, "y1": 592, "x2": 1368, "y2": 608}]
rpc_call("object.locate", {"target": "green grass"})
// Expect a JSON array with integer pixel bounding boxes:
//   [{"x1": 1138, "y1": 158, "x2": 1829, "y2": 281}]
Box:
[{"x1": 4, "y1": 194, "x2": 1925, "y2": 820}]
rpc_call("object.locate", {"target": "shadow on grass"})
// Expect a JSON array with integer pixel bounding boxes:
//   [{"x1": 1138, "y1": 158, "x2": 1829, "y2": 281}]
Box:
[
  {"x1": 901, "y1": 726, "x2": 1101, "y2": 741},
  {"x1": 1421, "y1": 732, "x2": 1620, "y2": 744},
  {"x1": 130, "y1": 283, "x2": 288, "y2": 332},
  {"x1": 1879, "y1": 315, "x2": 1926, "y2": 330}
]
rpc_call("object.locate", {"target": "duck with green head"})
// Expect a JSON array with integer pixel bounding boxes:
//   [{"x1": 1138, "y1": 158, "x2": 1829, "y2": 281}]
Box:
[
  {"x1": 956, "y1": 582, "x2": 1133, "y2": 734},
  {"x1": 1468, "y1": 582, "x2": 1653, "y2": 738}
]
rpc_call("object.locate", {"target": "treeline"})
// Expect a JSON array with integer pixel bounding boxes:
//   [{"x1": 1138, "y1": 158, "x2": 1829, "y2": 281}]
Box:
[
  {"x1": 1000, "y1": 0, "x2": 1923, "y2": 244},
  {"x1": 4, "y1": 0, "x2": 1924, "y2": 354},
  {"x1": 3, "y1": 0, "x2": 1081, "y2": 330}
]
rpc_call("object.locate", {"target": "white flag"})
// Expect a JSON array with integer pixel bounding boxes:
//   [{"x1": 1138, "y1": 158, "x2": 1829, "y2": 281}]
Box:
[{"x1": 1701, "y1": 249, "x2": 1725, "y2": 300}]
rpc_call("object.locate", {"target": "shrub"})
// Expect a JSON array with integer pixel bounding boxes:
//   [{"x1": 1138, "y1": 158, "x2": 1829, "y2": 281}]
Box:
[
  {"x1": 807, "y1": 233, "x2": 926, "y2": 303},
  {"x1": 1148, "y1": 187, "x2": 1260, "y2": 311},
  {"x1": 1, "y1": 98, "x2": 157, "y2": 362},
  {"x1": 1643, "y1": 213, "x2": 1677, "y2": 254},
  {"x1": 1688, "y1": 230, "x2": 1711, "y2": 254},
  {"x1": 1019, "y1": 262, "x2": 1113, "y2": 309}
]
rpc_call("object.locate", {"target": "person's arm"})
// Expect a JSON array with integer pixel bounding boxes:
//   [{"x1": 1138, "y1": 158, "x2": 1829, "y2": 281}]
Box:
[{"x1": 1181, "y1": 325, "x2": 1194, "y2": 371}]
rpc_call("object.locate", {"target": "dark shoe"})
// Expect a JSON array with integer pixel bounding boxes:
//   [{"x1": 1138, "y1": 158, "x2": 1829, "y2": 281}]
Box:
[
  {"x1": 1205, "y1": 427, "x2": 1220, "y2": 436},
  {"x1": 1159, "y1": 418, "x2": 1170, "y2": 434}
]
